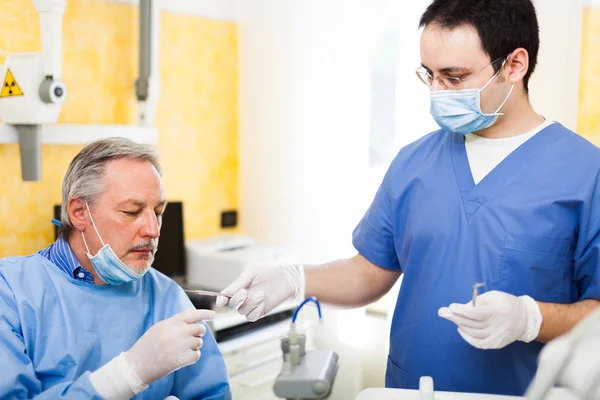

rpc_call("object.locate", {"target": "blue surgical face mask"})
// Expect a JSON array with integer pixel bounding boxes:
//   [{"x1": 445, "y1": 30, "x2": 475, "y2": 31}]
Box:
[
  {"x1": 429, "y1": 68, "x2": 515, "y2": 135},
  {"x1": 81, "y1": 203, "x2": 148, "y2": 285}
]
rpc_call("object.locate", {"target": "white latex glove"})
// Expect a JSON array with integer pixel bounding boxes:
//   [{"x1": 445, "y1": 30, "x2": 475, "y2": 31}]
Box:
[
  {"x1": 90, "y1": 308, "x2": 215, "y2": 400},
  {"x1": 438, "y1": 290, "x2": 542, "y2": 349},
  {"x1": 125, "y1": 308, "x2": 215, "y2": 384},
  {"x1": 216, "y1": 263, "x2": 305, "y2": 322}
]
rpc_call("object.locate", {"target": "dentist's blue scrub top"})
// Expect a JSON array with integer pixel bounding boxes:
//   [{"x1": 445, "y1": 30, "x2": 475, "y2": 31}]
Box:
[
  {"x1": 353, "y1": 123, "x2": 600, "y2": 396},
  {"x1": 0, "y1": 241, "x2": 231, "y2": 399}
]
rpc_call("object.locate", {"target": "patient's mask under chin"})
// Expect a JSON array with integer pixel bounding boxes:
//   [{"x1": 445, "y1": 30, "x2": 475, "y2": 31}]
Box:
[{"x1": 81, "y1": 203, "x2": 147, "y2": 286}]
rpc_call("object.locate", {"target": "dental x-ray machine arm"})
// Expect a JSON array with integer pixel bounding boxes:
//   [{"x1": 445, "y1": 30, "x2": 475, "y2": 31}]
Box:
[{"x1": 0, "y1": 0, "x2": 67, "y2": 181}]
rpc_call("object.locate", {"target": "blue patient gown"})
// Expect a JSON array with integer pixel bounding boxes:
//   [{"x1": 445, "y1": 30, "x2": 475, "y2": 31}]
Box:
[
  {"x1": 0, "y1": 247, "x2": 231, "y2": 399},
  {"x1": 353, "y1": 123, "x2": 600, "y2": 395}
]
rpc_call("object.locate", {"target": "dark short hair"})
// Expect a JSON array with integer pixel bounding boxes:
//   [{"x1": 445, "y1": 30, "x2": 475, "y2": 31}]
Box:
[{"x1": 419, "y1": 0, "x2": 539, "y2": 93}]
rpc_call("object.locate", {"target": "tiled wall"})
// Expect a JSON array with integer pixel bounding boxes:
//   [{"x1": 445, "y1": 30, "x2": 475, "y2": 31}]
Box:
[{"x1": 0, "y1": 0, "x2": 238, "y2": 256}]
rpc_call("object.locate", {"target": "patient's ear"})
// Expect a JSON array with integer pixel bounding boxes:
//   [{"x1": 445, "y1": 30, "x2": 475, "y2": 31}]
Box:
[{"x1": 68, "y1": 197, "x2": 87, "y2": 231}]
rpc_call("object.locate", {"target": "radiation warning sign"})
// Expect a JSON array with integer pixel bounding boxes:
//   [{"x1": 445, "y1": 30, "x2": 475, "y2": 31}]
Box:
[{"x1": 0, "y1": 69, "x2": 23, "y2": 97}]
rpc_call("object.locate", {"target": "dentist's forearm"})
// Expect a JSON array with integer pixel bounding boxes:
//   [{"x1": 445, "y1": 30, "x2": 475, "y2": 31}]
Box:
[
  {"x1": 536, "y1": 299, "x2": 600, "y2": 343},
  {"x1": 304, "y1": 254, "x2": 401, "y2": 308}
]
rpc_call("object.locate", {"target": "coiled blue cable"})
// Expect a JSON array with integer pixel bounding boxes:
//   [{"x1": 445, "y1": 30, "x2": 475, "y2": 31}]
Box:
[{"x1": 291, "y1": 296, "x2": 322, "y2": 323}]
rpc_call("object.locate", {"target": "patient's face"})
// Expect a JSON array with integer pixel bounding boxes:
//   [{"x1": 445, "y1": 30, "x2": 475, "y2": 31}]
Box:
[{"x1": 87, "y1": 158, "x2": 166, "y2": 273}]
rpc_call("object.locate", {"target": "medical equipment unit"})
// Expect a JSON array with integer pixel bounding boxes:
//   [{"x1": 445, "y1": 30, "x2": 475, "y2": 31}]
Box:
[
  {"x1": 273, "y1": 297, "x2": 339, "y2": 400},
  {"x1": 0, "y1": 0, "x2": 67, "y2": 181}
]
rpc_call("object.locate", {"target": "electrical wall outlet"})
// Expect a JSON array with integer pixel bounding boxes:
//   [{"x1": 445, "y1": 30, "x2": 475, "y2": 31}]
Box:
[{"x1": 220, "y1": 210, "x2": 238, "y2": 228}]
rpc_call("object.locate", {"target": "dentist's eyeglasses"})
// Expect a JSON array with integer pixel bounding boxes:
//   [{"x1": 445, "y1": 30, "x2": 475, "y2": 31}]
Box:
[{"x1": 416, "y1": 55, "x2": 509, "y2": 90}]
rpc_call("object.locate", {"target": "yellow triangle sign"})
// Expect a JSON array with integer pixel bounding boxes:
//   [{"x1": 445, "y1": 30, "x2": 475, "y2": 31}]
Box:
[{"x1": 1, "y1": 69, "x2": 24, "y2": 97}]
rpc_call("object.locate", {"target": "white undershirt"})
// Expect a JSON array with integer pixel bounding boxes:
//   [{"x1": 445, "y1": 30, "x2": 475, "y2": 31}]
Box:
[{"x1": 465, "y1": 120, "x2": 554, "y2": 184}]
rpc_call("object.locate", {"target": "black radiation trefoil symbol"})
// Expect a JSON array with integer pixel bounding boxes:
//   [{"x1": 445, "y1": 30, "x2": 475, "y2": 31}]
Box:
[{"x1": 5, "y1": 80, "x2": 17, "y2": 95}]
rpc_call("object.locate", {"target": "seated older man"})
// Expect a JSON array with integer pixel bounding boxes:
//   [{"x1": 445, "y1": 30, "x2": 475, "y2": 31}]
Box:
[{"x1": 0, "y1": 138, "x2": 231, "y2": 399}]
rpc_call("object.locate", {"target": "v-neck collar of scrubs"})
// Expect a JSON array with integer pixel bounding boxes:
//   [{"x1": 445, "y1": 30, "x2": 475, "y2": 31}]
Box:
[{"x1": 450, "y1": 123, "x2": 565, "y2": 219}]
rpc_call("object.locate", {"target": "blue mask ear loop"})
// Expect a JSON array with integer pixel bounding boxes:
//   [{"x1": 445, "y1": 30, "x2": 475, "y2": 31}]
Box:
[{"x1": 81, "y1": 203, "x2": 106, "y2": 256}]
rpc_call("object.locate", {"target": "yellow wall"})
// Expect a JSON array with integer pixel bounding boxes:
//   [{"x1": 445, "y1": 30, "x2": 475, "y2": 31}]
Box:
[
  {"x1": 578, "y1": 7, "x2": 600, "y2": 144},
  {"x1": 0, "y1": 0, "x2": 238, "y2": 256}
]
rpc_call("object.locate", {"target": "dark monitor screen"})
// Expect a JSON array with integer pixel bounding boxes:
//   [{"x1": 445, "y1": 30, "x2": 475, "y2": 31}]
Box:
[{"x1": 53, "y1": 201, "x2": 186, "y2": 278}]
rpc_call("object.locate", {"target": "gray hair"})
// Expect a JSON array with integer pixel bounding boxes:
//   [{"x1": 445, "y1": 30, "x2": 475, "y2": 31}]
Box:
[{"x1": 59, "y1": 137, "x2": 162, "y2": 238}]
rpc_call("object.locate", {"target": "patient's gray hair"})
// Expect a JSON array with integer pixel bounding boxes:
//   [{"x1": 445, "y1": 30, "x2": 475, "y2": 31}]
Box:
[{"x1": 60, "y1": 137, "x2": 161, "y2": 238}]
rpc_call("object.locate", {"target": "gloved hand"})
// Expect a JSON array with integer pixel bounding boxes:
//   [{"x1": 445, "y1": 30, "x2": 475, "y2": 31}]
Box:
[
  {"x1": 438, "y1": 290, "x2": 542, "y2": 349},
  {"x1": 125, "y1": 308, "x2": 215, "y2": 384},
  {"x1": 216, "y1": 263, "x2": 305, "y2": 322},
  {"x1": 90, "y1": 308, "x2": 215, "y2": 400}
]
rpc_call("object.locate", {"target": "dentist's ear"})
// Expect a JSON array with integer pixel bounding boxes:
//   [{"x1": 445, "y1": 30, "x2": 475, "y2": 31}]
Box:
[
  {"x1": 68, "y1": 197, "x2": 88, "y2": 232},
  {"x1": 506, "y1": 48, "x2": 529, "y2": 86}
]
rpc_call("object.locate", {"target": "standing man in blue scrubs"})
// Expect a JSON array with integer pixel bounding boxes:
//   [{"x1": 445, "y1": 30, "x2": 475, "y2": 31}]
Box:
[
  {"x1": 217, "y1": 0, "x2": 600, "y2": 396},
  {"x1": 0, "y1": 138, "x2": 231, "y2": 399}
]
